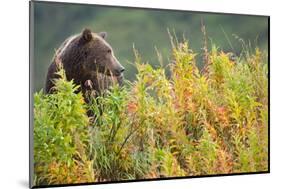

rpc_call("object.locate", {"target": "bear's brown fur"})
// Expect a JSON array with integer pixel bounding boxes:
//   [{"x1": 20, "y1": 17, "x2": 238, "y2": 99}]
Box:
[{"x1": 45, "y1": 28, "x2": 125, "y2": 97}]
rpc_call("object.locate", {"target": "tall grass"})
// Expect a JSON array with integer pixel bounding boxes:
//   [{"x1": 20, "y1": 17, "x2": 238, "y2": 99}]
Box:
[{"x1": 33, "y1": 37, "x2": 268, "y2": 186}]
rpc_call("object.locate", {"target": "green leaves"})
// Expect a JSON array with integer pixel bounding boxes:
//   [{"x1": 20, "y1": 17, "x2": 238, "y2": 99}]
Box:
[
  {"x1": 34, "y1": 69, "x2": 90, "y2": 184},
  {"x1": 34, "y1": 39, "x2": 268, "y2": 184}
]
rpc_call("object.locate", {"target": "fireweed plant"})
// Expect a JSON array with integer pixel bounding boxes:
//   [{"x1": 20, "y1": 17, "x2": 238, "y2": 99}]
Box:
[{"x1": 33, "y1": 34, "x2": 268, "y2": 185}]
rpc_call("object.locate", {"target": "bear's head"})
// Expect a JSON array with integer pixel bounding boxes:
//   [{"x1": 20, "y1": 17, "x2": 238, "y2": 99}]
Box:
[{"x1": 78, "y1": 28, "x2": 125, "y2": 77}]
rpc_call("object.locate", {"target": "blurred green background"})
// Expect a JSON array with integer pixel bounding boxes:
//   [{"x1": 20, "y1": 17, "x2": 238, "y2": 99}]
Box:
[{"x1": 33, "y1": 2, "x2": 268, "y2": 91}]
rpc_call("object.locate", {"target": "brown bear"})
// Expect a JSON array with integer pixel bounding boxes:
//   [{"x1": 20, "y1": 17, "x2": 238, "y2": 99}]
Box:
[{"x1": 45, "y1": 28, "x2": 125, "y2": 97}]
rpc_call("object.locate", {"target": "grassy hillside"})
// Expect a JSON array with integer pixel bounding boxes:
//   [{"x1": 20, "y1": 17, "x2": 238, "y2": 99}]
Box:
[
  {"x1": 33, "y1": 2, "x2": 268, "y2": 91},
  {"x1": 33, "y1": 36, "x2": 268, "y2": 186}
]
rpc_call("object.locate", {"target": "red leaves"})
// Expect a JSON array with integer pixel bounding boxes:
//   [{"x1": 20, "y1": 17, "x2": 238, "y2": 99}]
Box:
[{"x1": 127, "y1": 101, "x2": 138, "y2": 114}]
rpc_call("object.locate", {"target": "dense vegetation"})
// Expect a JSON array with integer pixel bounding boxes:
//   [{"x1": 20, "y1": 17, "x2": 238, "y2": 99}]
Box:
[{"x1": 33, "y1": 36, "x2": 268, "y2": 186}]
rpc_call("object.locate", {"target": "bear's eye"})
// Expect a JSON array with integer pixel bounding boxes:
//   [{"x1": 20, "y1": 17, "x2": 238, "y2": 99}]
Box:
[
  {"x1": 107, "y1": 49, "x2": 112, "y2": 54},
  {"x1": 84, "y1": 51, "x2": 89, "y2": 57}
]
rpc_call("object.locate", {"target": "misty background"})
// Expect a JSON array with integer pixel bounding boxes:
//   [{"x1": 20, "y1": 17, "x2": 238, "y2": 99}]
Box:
[{"x1": 33, "y1": 2, "x2": 268, "y2": 91}]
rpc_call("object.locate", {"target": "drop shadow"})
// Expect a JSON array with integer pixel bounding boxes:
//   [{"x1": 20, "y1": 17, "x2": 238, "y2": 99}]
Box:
[{"x1": 18, "y1": 180, "x2": 29, "y2": 188}]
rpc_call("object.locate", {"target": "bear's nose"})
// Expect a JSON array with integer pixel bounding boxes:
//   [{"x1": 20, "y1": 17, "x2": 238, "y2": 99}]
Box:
[{"x1": 120, "y1": 67, "x2": 125, "y2": 73}]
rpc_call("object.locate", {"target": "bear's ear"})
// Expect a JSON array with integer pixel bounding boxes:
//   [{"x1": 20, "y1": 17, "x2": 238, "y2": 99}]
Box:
[
  {"x1": 99, "y1": 32, "x2": 107, "y2": 39},
  {"x1": 82, "y1": 28, "x2": 93, "y2": 42}
]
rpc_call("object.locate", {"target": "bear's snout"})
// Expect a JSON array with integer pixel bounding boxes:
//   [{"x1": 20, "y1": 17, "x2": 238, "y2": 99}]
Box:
[
  {"x1": 113, "y1": 62, "x2": 125, "y2": 76},
  {"x1": 117, "y1": 66, "x2": 125, "y2": 74}
]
